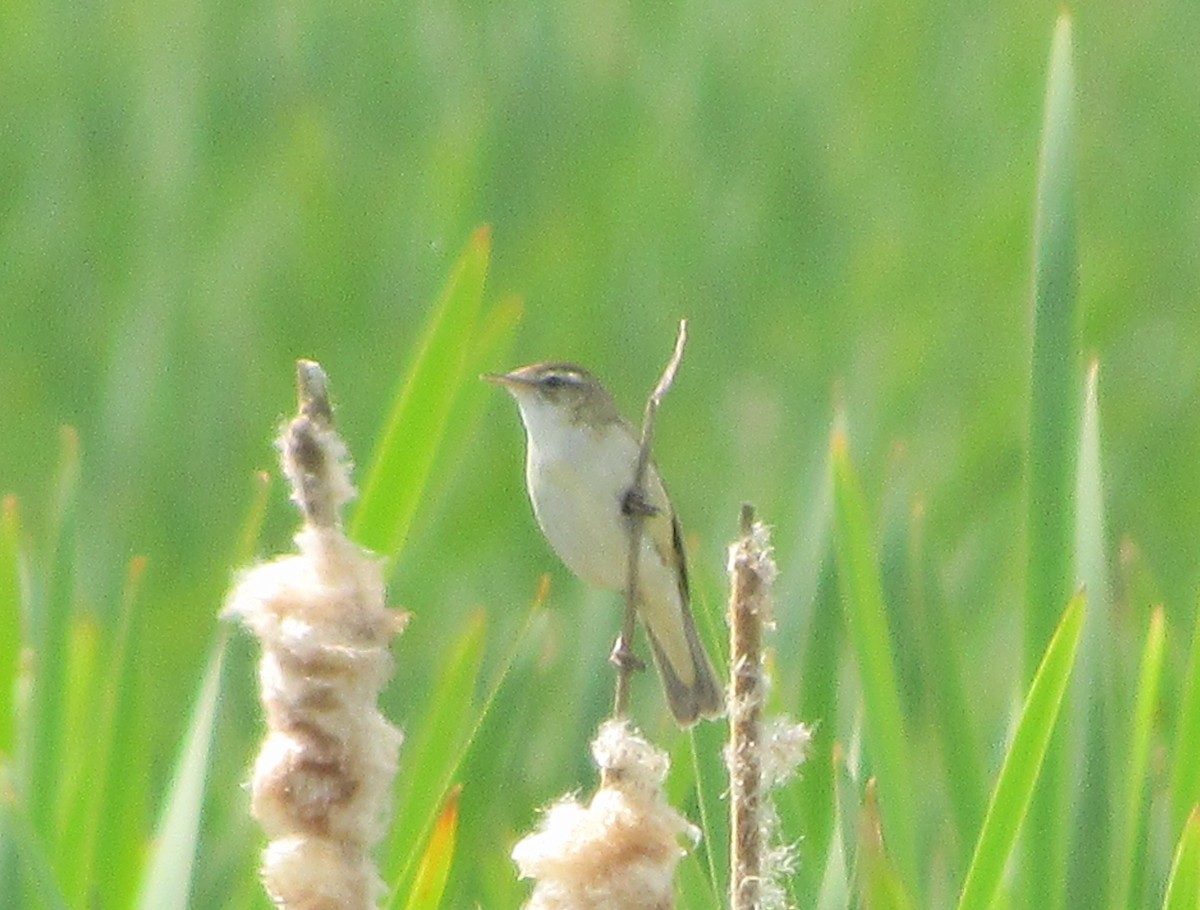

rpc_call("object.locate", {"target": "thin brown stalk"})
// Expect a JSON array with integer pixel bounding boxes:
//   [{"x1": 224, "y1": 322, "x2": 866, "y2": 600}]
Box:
[
  {"x1": 611, "y1": 320, "x2": 689, "y2": 719},
  {"x1": 725, "y1": 507, "x2": 808, "y2": 910},
  {"x1": 730, "y1": 504, "x2": 765, "y2": 910}
]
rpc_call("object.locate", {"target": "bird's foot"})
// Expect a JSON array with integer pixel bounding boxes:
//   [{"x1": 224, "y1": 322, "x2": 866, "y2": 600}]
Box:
[
  {"x1": 621, "y1": 486, "x2": 659, "y2": 518},
  {"x1": 609, "y1": 635, "x2": 646, "y2": 673}
]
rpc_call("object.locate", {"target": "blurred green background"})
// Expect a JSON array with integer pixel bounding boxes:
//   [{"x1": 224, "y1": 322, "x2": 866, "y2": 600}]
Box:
[{"x1": 2, "y1": 0, "x2": 1198, "y2": 906}]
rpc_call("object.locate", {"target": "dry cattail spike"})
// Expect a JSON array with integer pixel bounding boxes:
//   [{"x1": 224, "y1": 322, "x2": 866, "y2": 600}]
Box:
[
  {"x1": 224, "y1": 360, "x2": 406, "y2": 910},
  {"x1": 726, "y1": 507, "x2": 811, "y2": 910}
]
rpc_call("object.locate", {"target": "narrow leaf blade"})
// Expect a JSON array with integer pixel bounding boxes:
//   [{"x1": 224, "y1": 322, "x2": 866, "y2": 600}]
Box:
[
  {"x1": 1115, "y1": 606, "x2": 1166, "y2": 910},
  {"x1": 830, "y1": 428, "x2": 917, "y2": 886},
  {"x1": 0, "y1": 497, "x2": 21, "y2": 757},
  {"x1": 385, "y1": 582, "x2": 548, "y2": 908},
  {"x1": 385, "y1": 611, "x2": 487, "y2": 882},
  {"x1": 1026, "y1": 11, "x2": 1079, "y2": 666},
  {"x1": 956, "y1": 592, "x2": 1086, "y2": 910},
  {"x1": 26, "y1": 428, "x2": 80, "y2": 838},
  {"x1": 134, "y1": 638, "x2": 227, "y2": 910},
  {"x1": 0, "y1": 798, "x2": 71, "y2": 910},
  {"x1": 402, "y1": 787, "x2": 461, "y2": 910},
  {"x1": 1024, "y1": 17, "x2": 1078, "y2": 910},
  {"x1": 858, "y1": 780, "x2": 916, "y2": 910},
  {"x1": 1068, "y1": 359, "x2": 1111, "y2": 909},
  {"x1": 1172, "y1": 596, "x2": 1200, "y2": 838},
  {"x1": 1162, "y1": 808, "x2": 1200, "y2": 910},
  {"x1": 353, "y1": 226, "x2": 491, "y2": 556}
]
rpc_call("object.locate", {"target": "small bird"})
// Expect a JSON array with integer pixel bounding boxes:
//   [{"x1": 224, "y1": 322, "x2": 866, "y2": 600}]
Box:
[{"x1": 486, "y1": 362, "x2": 724, "y2": 726}]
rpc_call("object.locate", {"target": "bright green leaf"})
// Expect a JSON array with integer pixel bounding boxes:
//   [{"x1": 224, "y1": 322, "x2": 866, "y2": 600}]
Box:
[
  {"x1": 353, "y1": 226, "x2": 491, "y2": 557},
  {"x1": 0, "y1": 797, "x2": 71, "y2": 910},
  {"x1": 688, "y1": 715, "x2": 729, "y2": 900},
  {"x1": 956, "y1": 592, "x2": 1086, "y2": 910},
  {"x1": 403, "y1": 786, "x2": 461, "y2": 910},
  {"x1": 830, "y1": 427, "x2": 917, "y2": 887},
  {"x1": 1026, "y1": 11, "x2": 1079, "y2": 668},
  {"x1": 0, "y1": 497, "x2": 21, "y2": 757},
  {"x1": 26, "y1": 427, "x2": 80, "y2": 841},
  {"x1": 1024, "y1": 16, "x2": 1078, "y2": 910},
  {"x1": 385, "y1": 611, "x2": 487, "y2": 885},
  {"x1": 1172, "y1": 597, "x2": 1200, "y2": 839},
  {"x1": 1162, "y1": 808, "x2": 1200, "y2": 910},
  {"x1": 385, "y1": 580, "x2": 548, "y2": 908},
  {"x1": 134, "y1": 638, "x2": 227, "y2": 910},
  {"x1": 1068, "y1": 358, "x2": 1111, "y2": 909},
  {"x1": 858, "y1": 781, "x2": 916, "y2": 910},
  {"x1": 1115, "y1": 606, "x2": 1166, "y2": 910},
  {"x1": 815, "y1": 747, "x2": 851, "y2": 910}
]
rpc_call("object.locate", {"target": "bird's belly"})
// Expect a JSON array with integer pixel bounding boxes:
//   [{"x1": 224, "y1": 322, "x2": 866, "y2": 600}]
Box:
[{"x1": 528, "y1": 455, "x2": 632, "y2": 590}]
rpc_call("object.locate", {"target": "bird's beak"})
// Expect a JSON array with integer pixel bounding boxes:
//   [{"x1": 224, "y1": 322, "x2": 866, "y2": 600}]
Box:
[{"x1": 482, "y1": 371, "x2": 534, "y2": 389}]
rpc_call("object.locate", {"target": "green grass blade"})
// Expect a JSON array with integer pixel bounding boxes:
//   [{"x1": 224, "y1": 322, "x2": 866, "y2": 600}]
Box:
[
  {"x1": 792, "y1": 549, "x2": 841, "y2": 900},
  {"x1": 678, "y1": 850, "x2": 722, "y2": 910},
  {"x1": 1073, "y1": 361, "x2": 1108, "y2": 646},
  {"x1": 402, "y1": 786, "x2": 461, "y2": 910},
  {"x1": 0, "y1": 798, "x2": 71, "y2": 910},
  {"x1": 1114, "y1": 606, "x2": 1165, "y2": 910},
  {"x1": 688, "y1": 713, "x2": 729, "y2": 900},
  {"x1": 436, "y1": 598, "x2": 561, "y2": 910},
  {"x1": 859, "y1": 780, "x2": 917, "y2": 910},
  {"x1": 0, "y1": 497, "x2": 21, "y2": 758},
  {"x1": 385, "y1": 584, "x2": 547, "y2": 908},
  {"x1": 72, "y1": 556, "x2": 146, "y2": 905},
  {"x1": 352, "y1": 226, "x2": 491, "y2": 557},
  {"x1": 1024, "y1": 16, "x2": 1078, "y2": 910},
  {"x1": 956, "y1": 591, "x2": 1086, "y2": 910},
  {"x1": 26, "y1": 427, "x2": 80, "y2": 840},
  {"x1": 92, "y1": 584, "x2": 152, "y2": 909},
  {"x1": 231, "y1": 471, "x2": 272, "y2": 568},
  {"x1": 830, "y1": 428, "x2": 917, "y2": 889},
  {"x1": 1069, "y1": 359, "x2": 1111, "y2": 909},
  {"x1": 1026, "y1": 12, "x2": 1079, "y2": 669},
  {"x1": 1172, "y1": 596, "x2": 1200, "y2": 840},
  {"x1": 474, "y1": 295, "x2": 523, "y2": 360},
  {"x1": 135, "y1": 637, "x2": 227, "y2": 910},
  {"x1": 1163, "y1": 808, "x2": 1200, "y2": 910},
  {"x1": 815, "y1": 750, "x2": 851, "y2": 910},
  {"x1": 384, "y1": 610, "x2": 487, "y2": 885},
  {"x1": 773, "y1": 459, "x2": 837, "y2": 902},
  {"x1": 908, "y1": 497, "x2": 985, "y2": 869},
  {"x1": 54, "y1": 613, "x2": 100, "y2": 899},
  {"x1": 409, "y1": 294, "x2": 524, "y2": 524}
]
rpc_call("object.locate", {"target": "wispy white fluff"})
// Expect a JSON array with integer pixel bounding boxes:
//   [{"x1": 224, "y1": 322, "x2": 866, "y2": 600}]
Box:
[{"x1": 513, "y1": 720, "x2": 699, "y2": 910}]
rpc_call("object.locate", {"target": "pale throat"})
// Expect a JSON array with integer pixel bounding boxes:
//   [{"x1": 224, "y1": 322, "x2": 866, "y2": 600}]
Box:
[{"x1": 517, "y1": 401, "x2": 643, "y2": 591}]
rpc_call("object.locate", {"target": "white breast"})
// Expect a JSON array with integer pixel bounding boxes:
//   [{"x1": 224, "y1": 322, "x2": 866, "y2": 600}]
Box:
[{"x1": 524, "y1": 419, "x2": 639, "y2": 589}]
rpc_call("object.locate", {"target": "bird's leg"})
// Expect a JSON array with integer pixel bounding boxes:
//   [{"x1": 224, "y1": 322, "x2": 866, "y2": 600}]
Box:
[
  {"x1": 612, "y1": 481, "x2": 651, "y2": 717},
  {"x1": 613, "y1": 483, "x2": 653, "y2": 680}
]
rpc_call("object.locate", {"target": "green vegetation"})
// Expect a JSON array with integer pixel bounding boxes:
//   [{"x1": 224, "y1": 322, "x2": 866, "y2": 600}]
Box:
[{"x1": 2, "y1": 4, "x2": 1198, "y2": 909}]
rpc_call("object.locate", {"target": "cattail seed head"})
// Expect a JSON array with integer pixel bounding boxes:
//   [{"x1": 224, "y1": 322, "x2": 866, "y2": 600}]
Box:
[
  {"x1": 224, "y1": 362, "x2": 405, "y2": 910},
  {"x1": 512, "y1": 720, "x2": 699, "y2": 910},
  {"x1": 726, "y1": 509, "x2": 811, "y2": 910}
]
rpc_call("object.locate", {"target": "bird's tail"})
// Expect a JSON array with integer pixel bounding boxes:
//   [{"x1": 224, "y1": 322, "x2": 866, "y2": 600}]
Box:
[{"x1": 645, "y1": 604, "x2": 725, "y2": 727}]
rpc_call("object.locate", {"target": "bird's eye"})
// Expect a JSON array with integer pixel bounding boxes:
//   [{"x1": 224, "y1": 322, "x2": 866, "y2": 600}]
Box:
[{"x1": 542, "y1": 374, "x2": 567, "y2": 389}]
